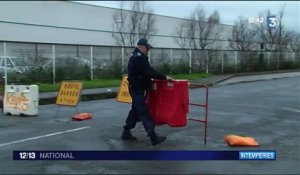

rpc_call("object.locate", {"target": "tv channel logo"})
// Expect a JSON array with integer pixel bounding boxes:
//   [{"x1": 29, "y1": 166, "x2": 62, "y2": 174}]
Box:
[
  {"x1": 248, "y1": 16, "x2": 264, "y2": 24},
  {"x1": 267, "y1": 16, "x2": 277, "y2": 29}
]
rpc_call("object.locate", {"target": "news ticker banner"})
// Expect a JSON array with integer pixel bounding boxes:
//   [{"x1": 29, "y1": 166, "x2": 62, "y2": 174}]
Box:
[{"x1": 13, "y1": 150, "x2": 276, "y2": 161}]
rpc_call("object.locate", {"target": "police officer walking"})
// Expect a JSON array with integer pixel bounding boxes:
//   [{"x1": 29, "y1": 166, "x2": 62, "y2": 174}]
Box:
[{"x1": 121, "y1": 38, "x2": 172, "y2": 146}]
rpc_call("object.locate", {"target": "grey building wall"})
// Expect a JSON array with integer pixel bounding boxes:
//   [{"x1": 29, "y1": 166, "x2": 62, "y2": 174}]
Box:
[
  {"x1": 0, "y1": 1, "x2": 233, "y2": 49},
  {"x1": 0, "y1": 1, "x2": 116, "y2": 46}
]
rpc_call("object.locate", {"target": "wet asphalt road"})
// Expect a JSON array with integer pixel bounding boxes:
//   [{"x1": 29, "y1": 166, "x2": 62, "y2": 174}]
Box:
[{"x1": 0, "y1": 76, "x2": 299, "y2": 174}]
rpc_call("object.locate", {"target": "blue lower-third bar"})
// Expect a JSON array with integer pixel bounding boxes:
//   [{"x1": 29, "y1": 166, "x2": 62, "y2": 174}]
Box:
[{"x1": 13, "y1": 150, "x2": 276, "y2": 160}]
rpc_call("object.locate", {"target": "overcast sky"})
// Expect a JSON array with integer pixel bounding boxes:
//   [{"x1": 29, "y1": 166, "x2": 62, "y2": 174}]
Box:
[{"x1": 75, "y1": 1, "x2": 299, "y2": 32}]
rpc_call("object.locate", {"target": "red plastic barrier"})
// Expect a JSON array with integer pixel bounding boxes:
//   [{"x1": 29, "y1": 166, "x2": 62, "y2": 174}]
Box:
[{"x1": 146, "y1": 80, "x2": 189, "y2": 127}]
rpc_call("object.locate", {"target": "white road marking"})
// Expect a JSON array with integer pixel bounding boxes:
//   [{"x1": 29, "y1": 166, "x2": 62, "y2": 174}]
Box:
[
  {"x1": 0, "y1": 126, "x2": 90, "y2": 147},
  {"x1": 282, "y1": 107, "x2": 300, "y2": 113}
]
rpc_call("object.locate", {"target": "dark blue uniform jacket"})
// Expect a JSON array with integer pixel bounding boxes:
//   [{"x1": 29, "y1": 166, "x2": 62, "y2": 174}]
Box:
[{"x1": 127, "y1": 48, "x2": 166, "y2": 91}]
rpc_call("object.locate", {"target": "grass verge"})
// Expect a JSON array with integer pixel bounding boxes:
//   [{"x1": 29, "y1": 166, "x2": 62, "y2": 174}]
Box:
[{"x1": 37, "y1": 73, "x2": 209, "y2": 92}]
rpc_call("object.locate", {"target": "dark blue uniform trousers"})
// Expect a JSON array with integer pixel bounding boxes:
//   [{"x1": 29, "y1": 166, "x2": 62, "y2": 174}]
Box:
[{"x1": 124, "y1": 86, "x2": 155, "y2": 135}]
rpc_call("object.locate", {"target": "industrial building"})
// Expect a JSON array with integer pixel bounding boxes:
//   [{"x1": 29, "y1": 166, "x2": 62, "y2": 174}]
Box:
[
  {"x1": 0, "y1": 1, "x2": 298, "y2": 83},
  {"x1": 1, "y1": 1, "x2": 226, "y2": 48}
]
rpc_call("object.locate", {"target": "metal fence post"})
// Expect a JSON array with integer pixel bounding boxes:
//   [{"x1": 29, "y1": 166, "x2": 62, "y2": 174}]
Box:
[
  {"x1": 52, "y1": 45, "x2": 56, "y2": 84},
  {"x1": 206, "y1": 50, "x2": 209, "y2": 74},
  {"x1": 3, "y1": 43, "x2": 7, "y2": 85},
  {"x1": 248, "y1": 51, "x2": 251, "y2": 72},
  {"x1": 90, "y1": 46, "x2": 94, "y2": 80},
  {"x1": 234, "y1": 51, "x2": 237, "y2": 72},
  {"x1": 221, "y1": 51, "x2": 224, "y2": 74},
  {"x1": 189, "y1": 49, "x2": 192, "y2": 74},
  {"x1": 121, "y1": 47, "x2": 124, "y2": 73},
  {"x1": 277, "y1": 52, "x2": 280, "y2": 70},
  {"x1": 3, "y1": 43, "x2": 6, "y2": 57},
  {"x1": 170, "y1": 48, "x2": 173, "y2": 74},
  {"x1": 267, "y1": 52, "x2": 270, "y2": 70}
]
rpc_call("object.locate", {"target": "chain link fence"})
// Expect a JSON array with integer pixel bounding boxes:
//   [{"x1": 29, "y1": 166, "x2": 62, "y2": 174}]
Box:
[{"x1": 0, "y1": 42, "x2": 299, "y2": 84}]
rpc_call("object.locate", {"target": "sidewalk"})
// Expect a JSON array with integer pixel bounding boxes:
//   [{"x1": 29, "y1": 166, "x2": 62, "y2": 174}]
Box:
[
  {"x1": 190, "y1": 69, "x2": 300, "y2": 86},
  {"x1": 39, "y1": 70, "x2": 300, "y2": 105}
]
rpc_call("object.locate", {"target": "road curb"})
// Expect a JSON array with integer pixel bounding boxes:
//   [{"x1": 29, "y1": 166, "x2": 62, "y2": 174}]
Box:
[{"x1": 39, "y1": 91, "x2": 117, "y2": 105}]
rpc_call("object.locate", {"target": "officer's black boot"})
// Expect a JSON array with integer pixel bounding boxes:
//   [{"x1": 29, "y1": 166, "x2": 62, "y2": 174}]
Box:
[
  {"x1": 121, "y1": 128, "x2": 137, "y2": 141},
  {"x1": 149, "y1": 131, "x2": 166, "y2": 146}
]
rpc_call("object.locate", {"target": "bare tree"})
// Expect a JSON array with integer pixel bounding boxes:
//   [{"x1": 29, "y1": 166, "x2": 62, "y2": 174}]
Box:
[
  {"x1": 174, "y1": 5, "x2": 221, "y2": 72},
  {"x1": 174, "y1": 21, "x2": 190, "y2": 49},
  {"x1": 257, "y1": 5, "x2": 290, "y2": 51},
  {"x1": 286, "y1": 31, "x2": 300, "y2": 52},
  {"x1": 112, "y1": 1, "x2": 157, "y2": 47},
  {"x1": 112, "y1": 2, "x2": 126, "y2": 47},
  {"x1": 228, "y1": 16, "x2": 258, "y2": 51},
  {"x1": 175, "y1": 5, "x2": 221, "y2": 50}
]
